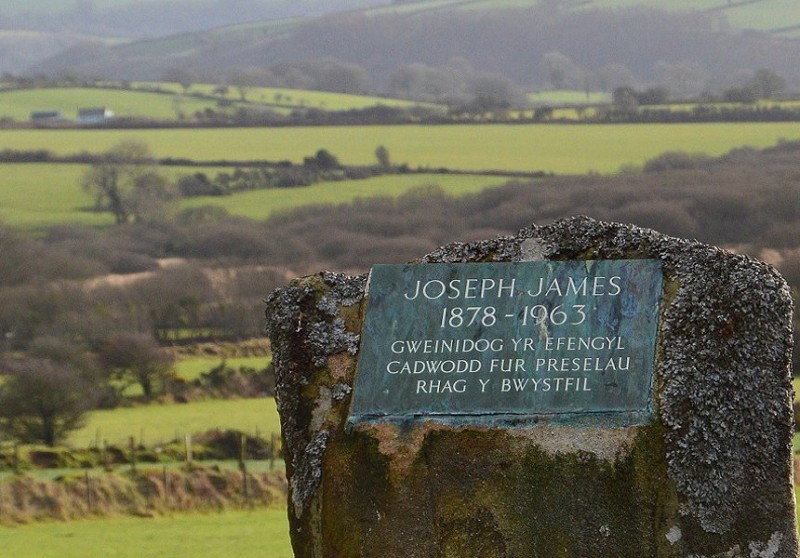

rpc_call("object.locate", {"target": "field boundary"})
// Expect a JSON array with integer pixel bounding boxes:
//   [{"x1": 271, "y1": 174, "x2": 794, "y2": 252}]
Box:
[{"x1": 0, "y1": 465, "x2": 287, "y2": 524}]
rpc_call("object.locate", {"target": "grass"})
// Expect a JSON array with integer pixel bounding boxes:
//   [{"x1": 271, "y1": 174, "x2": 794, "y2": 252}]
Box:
[
  {"x1": 139, "y1": 82, "x2": 441, "y2": 112},
  {"x1": 590, "y1": 0, "x2": 800, "y2": 34},
  {"x1": 0, "y1": 163, "x2": 233, "y2": 230},
  {"x1": 0, "y1": 507, "x2": 293, "y2": 558},
  {"x1": 0, "y1": 88, "x2": 223, "y2": 122},
  {"x1": 174, "y1": 356, "x2": 271, "y2": 382},
  {"x1": 1, "y1": 482, "x2": 798, "y2": 558},
  {"x1": 0, "y1": 458, "x2": 284, "y2": 482},
  {"x1": 0, "y1": 163, "x2": 107, "y2": 228},
  {"x1": 2, "y1": 122, "x2": 800, "y2": 231},
  {"x1": 0, "y1": 164, "x2": 512, "y2": 230},
  {"x1": 181, "y1": 174, "x2": 513, "y2": 221},
  {"x1": 69, "y1": 398, "x2": 280, "y2": 448},
  {"x1": 0, "y1": 84, "x2": 437, "y2": 123},
  {"x1": 2, "y1": 122, "x2": 800, "y2": 174}
]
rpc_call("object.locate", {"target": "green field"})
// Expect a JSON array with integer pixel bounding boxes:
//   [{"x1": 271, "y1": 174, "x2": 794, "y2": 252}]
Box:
[
  {"x1": 3, "y1": 488, "x2": 800, "y2": 558},
  {"x1": 181, "y1": 174, "x2": 513, "y2": 220},
  {"x1": 0, "y1": 164, "x2": 512, "y2": 230},
  {"x1": 589, "y1": 0, "x2": 800, "y2": 35},
  {"x1": 174, "y1": 356, "x2": 270, "y2": 382},
  {"x1": 0, "y1": 88, "x2": 226, "y2": 122},
  {"x1": 2, "y1": 123, "x2": 800, "y2": 175},
  {"x1": 0, "y1": 164, "x2": 104, "y2": 228},
  {"x1": 117, "y1": 356, "x2": 272, "y2": 399},
  {"x1": 0, "y1": 85, "x2": 438, "y2": 123},
  {"x1": 139, "y1": 82, "x2": 441, "y2": 112},
  {"x1": 69, "y1": 398, "x2": 279, "y2": 448},
  {"x1": 2, "y1": 122, "x2": 799, "y2": 231},
  {"x1": 0, "y1": 508, "x2": 293, "y2": 558},
  {"x1": 0, "y1": 163, "x2": 238, "y2": 229}
]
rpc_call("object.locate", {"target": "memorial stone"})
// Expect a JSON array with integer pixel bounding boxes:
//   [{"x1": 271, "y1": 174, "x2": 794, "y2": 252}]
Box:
[{"x1": 265, "y1": 216, "x2": 797, "y2": 557}]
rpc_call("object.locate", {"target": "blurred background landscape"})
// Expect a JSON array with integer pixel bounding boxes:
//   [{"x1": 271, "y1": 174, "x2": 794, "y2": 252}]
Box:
[{"x1": 1, "y1": 1, "x2": 799, "y2": 556}]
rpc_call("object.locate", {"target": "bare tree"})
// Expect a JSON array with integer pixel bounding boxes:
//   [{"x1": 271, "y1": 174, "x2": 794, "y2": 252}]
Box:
[
  {"x1": 375, "y1": 145, "x2": 391, "y2": 169},
  {"x1": 97, "y1": 332, "x2": 175, "y2": 399},
  {"x1": 160, "y1": 66, "x2": 195, "y2": 94},
  {"x1": 387, "y1": 62, "x2": 464, "y2": 102},
  {"x1": 540, "y1": 51, "x2": 584, "y2": 90},
  {"x1": 82, "y1": 140, "x2": 174, "y2": 224},
  {"x1": 0, "y1": 358, "x2": 98, "y2": 446},
  {"x1": 596, "y1": 63, "x2": 637, "y2": 93},
  {"x1": 226, "y1": 68, "x2": 263, "y2": 102},
  {"x1": 655, "y1": 60, "x2": 708, "y2": 99},
  {"x1": 747, "y1": 68, "x2": 786, "y2": 100}
]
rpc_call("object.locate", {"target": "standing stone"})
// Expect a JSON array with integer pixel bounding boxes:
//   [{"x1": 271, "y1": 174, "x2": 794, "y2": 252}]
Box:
[{"x1": 265, "y1": 216, "x2": 797, "y2": 558}]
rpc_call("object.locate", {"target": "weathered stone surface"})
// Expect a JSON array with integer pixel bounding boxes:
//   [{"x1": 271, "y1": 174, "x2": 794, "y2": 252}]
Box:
[{"x1": 265, "y1": 216, "x2": 797, "y2": 558}]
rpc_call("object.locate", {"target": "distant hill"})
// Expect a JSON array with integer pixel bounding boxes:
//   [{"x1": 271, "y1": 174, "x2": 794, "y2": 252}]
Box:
[
  {"x1": 0, "y1": 30, "x2": 122, "y2": 76},
  {"x1": 27, "y1": 0, "x2": 800, "y2": 97},
  {"x1": 362, "y1": 0, "x2": 800, "y2": 36},
  {"x1": 0, "y1": 1, "x2": 389, "y2": 38},
  {"x1": 0, "y1": 1, "x2": 390, "y2": 73},
  {"x1": 4, "y1": 0, "x2": 798, "y2": 49}
]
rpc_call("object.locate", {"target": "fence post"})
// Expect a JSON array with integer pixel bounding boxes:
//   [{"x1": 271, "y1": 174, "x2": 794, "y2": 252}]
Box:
[
  {"x1": 239, "y1": 433, "x2": 249, "y2": 501},
  {"x1": 85, "y1": 470, "x2": 92, "y2": 511},
  {"x1": 102, "y1": 439, "x2": 109, "y2": 471},
  {"x1": 270, "y1": 433, "x2": 277, "y2": 470},
  {"x1": 184, "y1": 433, "x2": 193, "y2": 464},
  {"x1": 129, "y1": 436, "x2": 137, "y2": 474},
  {"x1": 163, "y1": 466, "x2": 169, "y2": 504}
]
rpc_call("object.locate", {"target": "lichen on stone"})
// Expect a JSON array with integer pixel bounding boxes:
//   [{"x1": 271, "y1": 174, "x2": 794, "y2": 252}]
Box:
[
  {"x1": 265, "y1": 271, "x2": 366, "y2": 525},
  {"x1": 291, "y1": 429, "x2": 331, "y2": 519}
]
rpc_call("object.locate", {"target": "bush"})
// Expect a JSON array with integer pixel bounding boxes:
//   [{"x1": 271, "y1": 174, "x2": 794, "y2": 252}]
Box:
[
  {"x1": 303, "y1": 149, "x2": 340, "y2": 170},
  {"x1": 0, "y1": 358, "x2": 100, "y2": 446},
  {"x1": 643, "y1": 151, "x2": 712, "y2": 173},
  {"x1": 194, "y1": 429, "x2": 275, "y2": 460},
  {"x1": 191, "y1": 361, "x2": 274, "y2": 398},
  {"x1": 177, "y1": 172, "x2": 227, "y2": 197}
]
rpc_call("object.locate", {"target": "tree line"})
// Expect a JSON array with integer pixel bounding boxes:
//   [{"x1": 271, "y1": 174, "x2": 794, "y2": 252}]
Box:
[{"x1": 8, "y1": 75, "x2": 797, "y2": 131}]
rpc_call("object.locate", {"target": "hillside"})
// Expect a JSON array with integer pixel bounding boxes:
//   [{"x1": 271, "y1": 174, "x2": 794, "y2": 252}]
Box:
[
  {"x1": 367, "y1": 0, "x2": 800, "y2": 36},
  {"x1": 27, "y1": 0, "x2": 800, "y2": 97},
  {"x1": 4, "y1": 0, "x2": 798, "y2": 39},
  {"x1": 0, "y1": 30, "x2": 122, "y2": 76},
  {"x1": 0, "y1": 0, "x2": 390, "y2": 74},
  {"x1": 0, "y1": 0, "x2": 388, "y2": 38}
]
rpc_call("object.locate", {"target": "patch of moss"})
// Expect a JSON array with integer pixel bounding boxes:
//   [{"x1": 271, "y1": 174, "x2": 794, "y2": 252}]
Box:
[{"x1": 308, "y1": 423, "x2": 680, "y2": 557}]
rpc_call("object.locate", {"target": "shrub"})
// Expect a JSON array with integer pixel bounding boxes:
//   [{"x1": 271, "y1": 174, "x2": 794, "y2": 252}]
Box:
[
  {"x1": 0, "y1": 358, "x2": 100, "y2": 446},
  {"x1": 643, "y1": 151, "x2": 712, "y2": 173}
]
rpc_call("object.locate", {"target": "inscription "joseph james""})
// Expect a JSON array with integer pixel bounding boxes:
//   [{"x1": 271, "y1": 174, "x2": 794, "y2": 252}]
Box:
[{"x1": 348, "y1": 260, "x2": 663, "y2": 425}]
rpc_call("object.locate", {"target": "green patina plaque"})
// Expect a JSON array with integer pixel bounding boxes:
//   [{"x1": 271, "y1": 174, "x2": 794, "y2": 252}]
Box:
[{"x1": 349, "y1": 260, "x2": 663, "y2": 425}]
